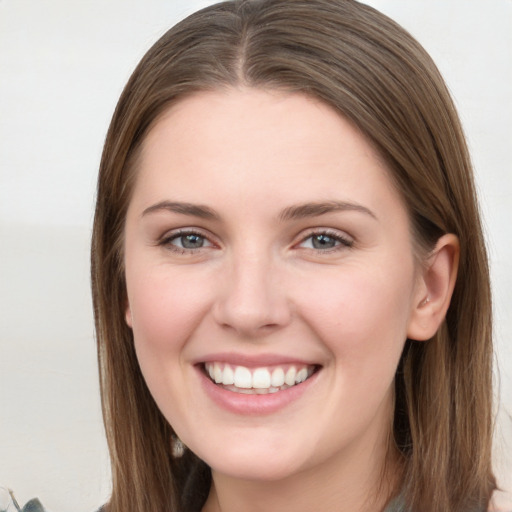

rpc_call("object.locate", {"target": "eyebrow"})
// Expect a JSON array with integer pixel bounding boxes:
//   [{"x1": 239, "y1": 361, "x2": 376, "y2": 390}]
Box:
[
  {"x1": 278, "y1": 200, "x2": 377, "y2": 221},
  {"x1": 141, "y1": 199, "x2": 377, "y2": 222},
  {"x1": 142, "y1": 201, "x2": 219, "y2": 220}
]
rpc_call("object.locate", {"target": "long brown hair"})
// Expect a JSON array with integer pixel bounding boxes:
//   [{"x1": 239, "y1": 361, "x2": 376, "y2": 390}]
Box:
[{"x1": 91, "y1": 1, "x2": 496, "y2": 511}]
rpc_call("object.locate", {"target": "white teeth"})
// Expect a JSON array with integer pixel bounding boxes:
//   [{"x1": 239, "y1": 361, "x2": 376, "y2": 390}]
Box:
[
  {"x1": 213, "y1": 363, "x2": 223, "y2": 384},
  {"x1": 204, "y1": 362, "x2": 315, "y2": 393},
  {"x1": 271, "y1": 367, "x2": 285, "y2": 387},
  {"x1": 222, "y1": 364, "x2": 234, "y2": 385},
  {"x1": 296, "y1": 368, "x2": 308, "y2": 384},
  {"x1": 237, "y1": 388, "x2": 254, "y2": 394},
  {"x1": 234, "y1": 366, "x2": 252, "y2": 388},
  {"x1": 252, "y1": 368, "x2": 271, "y2": 389},
  {"x1": 285, "y1": 366, "x2": 297, "y2": 386}
]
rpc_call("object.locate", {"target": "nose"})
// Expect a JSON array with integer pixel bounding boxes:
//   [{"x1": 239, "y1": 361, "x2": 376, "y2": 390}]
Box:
[{"x1": 212, "y1": 251, "x2": 292, "y2": 338}]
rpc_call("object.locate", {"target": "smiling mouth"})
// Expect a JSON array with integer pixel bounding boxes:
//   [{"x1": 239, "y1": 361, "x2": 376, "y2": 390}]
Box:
[{"x1": 203, "y1": 362, "x2": 318, "y2": 395}]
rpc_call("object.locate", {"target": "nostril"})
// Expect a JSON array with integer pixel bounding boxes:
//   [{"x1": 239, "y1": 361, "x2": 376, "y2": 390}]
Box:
[
  {"x1": 213, "y1": 301, "x2": 290, "y2": 336},
  {"x1": 212, "y1": 290, "x2": 292, "y2": 334}
]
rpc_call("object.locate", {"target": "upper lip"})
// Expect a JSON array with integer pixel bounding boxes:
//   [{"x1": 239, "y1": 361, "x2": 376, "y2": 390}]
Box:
[{"x1": 194, "y1": 352, "x2": 320, "y2": 368}]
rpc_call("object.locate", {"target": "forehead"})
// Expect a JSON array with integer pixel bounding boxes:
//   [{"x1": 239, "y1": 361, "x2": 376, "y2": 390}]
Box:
[
  {"x1": 133, "y1": 88, "x2": 406, "y2": 223},
  {"x1": 146, "y1": 88, "x2": 378, "y2": 156}
]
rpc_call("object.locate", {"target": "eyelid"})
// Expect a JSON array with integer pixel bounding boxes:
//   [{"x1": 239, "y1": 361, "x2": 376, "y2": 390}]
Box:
[
  {"x1": 155, "y1": 226, "x2": 353, "y2": 254},
  {"x1": 158, "y1": 227, "x2": 218, "y2": 252},
  {"x1": 295, "y1": 228, "x2": 354, "y2": 251}
]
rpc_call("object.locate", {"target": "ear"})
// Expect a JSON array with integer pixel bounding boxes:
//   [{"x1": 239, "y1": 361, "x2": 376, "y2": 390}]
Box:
[
  {"x1": 407, "y1": 234, "x2": 460, "y2": 341},
  {"x1": 125, "y1": 300, "x2": 133, "y2": 328}
]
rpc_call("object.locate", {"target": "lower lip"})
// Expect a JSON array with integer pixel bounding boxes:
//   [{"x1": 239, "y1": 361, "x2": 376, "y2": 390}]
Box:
[{"x1": 197, "y1": 366, "x2": 320, "y2": 415}]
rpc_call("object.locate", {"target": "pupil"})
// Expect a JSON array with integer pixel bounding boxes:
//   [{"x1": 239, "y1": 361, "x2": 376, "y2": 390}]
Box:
[
  {"x1": 182, "y1": 234, "x2": 203, "y2": 248},
  {"x1": 312, "y1": 234, "x2": 335, "y2": 249}
]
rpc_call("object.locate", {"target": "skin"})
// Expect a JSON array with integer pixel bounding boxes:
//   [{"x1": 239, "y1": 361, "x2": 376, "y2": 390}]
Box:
[{"x1": 123, "y1": 88, "x2": 458, "y2": 512}]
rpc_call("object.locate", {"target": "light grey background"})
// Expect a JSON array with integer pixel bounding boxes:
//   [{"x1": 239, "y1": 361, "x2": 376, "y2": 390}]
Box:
[{"x1": 1, "y1": 1, "x2": 510, "y2": 510}]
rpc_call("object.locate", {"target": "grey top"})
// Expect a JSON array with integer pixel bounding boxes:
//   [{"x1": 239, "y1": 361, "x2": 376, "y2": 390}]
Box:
[
  {"x1": 23, "y1": 497, "x2": 406, "y2": 512},
  {"x1": 385, "y1": 495, "x2": 407, "y2": 512},
  {"x1": 92, "y1": 500, "x2": 406, "y2": 512},
  {"x1": 7, "y1": 494, "x2": 407, "y2": 512},
  {"x1": 92, "y1": 497, "x2": 407, "y2": 512}
]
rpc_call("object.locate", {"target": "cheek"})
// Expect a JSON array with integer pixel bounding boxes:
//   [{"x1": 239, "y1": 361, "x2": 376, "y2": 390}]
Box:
[
  {"x1": 125, "y1": 266, "x2": 216, "y2": 427},
  {"x1": 289, "y1": 262, "x2": 415, "y2": 443},
  {"x1": 295, "y1": 260, "x2": 415, "y2": 366},
  {"x1": 126, "y1": 267, "x2": 214, "y2": 362}
]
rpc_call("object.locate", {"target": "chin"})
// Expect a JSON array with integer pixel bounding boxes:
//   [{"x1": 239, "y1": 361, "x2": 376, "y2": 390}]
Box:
[
  {"x1": 195, "y1": 436, "x2": 310, "y2": 482},
  {"x1": 209, "y1": 457, "x2": 304, "y2": 482}
]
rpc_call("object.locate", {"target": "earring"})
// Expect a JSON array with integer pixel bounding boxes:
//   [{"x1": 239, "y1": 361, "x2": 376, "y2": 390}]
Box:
[
  {"x1": 421, "y1": 296, "x2": 431, "y2": 306},
  {"x1": 171, "y1": 435, "x2": 186, "y2": 458}
]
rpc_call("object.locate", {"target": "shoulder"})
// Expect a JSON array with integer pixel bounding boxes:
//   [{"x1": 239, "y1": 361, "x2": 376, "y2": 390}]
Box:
[
  {"x1": 384, "y1": 490, "x2": 512, "y2": 512},
  {"x1": 384, "y1": 494, "x2": 408, "y2": 512},
  {"x1": 488, "y1": 490, "x2": 512, "y2": 512},
  {"x1": 18, "y1": 499, "x2": 46, "y2": 512}
]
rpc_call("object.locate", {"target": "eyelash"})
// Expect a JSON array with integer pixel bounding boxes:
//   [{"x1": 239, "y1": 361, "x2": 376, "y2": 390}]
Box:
[
  {"x1": 158, "y1": 228, "x2": 353, "y2": 254},
  {"x1": 159, "y1": 229, "x2": 214, "y2": 254},
  {"x1": 297, "y1": 229, "x2": 353, "y2": 253}
]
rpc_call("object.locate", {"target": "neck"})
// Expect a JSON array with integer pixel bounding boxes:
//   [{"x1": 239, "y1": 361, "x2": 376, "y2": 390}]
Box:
[{"x1": 202, "y1": 426, "x2": 401, "y2": 512}]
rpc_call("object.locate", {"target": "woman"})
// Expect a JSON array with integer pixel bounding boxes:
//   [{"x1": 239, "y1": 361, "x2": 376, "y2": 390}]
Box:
[{"x1": 91, "y1": 1, "x2": 498, "y2": 511}]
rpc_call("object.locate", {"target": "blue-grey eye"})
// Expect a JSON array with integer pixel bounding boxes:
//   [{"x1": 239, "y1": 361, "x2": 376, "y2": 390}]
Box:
[
  {"x1": 299, "y1": 231, "x2": 352, "y2": 250},
  {"x1": 161, "y1": 230, "x2": 214, "y2": 252},
  {"x1": 311, "y1": 234, "x2": 338, "y2": 249},
  {"x1": 177, "y1": 233, "x2": 205, "y2": 249}
]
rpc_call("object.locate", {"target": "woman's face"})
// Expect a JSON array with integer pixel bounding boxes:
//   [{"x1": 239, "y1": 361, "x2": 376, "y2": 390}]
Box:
[{"x1": 124, "y1": 89, "x2": 425, "y2": 482}]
